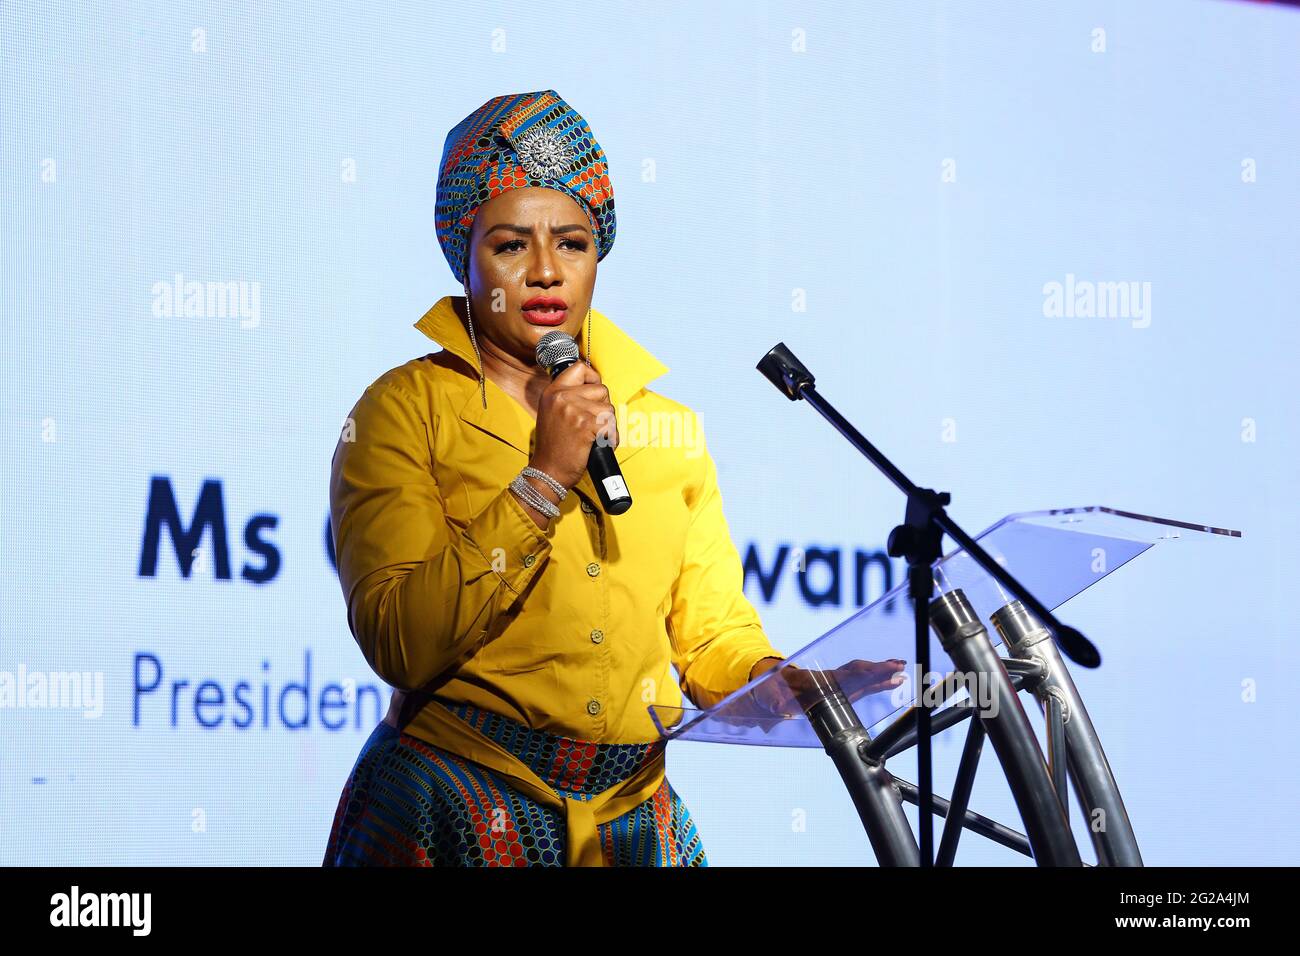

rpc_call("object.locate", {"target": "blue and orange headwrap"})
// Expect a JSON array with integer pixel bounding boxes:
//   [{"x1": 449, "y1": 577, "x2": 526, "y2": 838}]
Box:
[{"x1": 435, "y1": 90, "x2": 617, "y2": 285}]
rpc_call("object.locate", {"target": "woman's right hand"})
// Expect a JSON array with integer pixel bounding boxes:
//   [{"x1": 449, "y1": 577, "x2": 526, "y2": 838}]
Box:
[{"x1": 529, "y1": 361, "x2": 619, "y2": 491}]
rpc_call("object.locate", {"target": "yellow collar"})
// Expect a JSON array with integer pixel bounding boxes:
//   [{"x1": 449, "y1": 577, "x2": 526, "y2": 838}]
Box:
[
  {"x1": 413, "y1": 295, "x2": 669, "y2": 411},
  {"x1": 413, "y1": 296, "x2": 669, "y2": 494}
]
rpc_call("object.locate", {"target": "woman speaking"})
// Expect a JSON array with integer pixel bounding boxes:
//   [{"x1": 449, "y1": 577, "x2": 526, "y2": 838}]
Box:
[{"x1": 322, "y1": 91, "x2": 788, "y2": 867}]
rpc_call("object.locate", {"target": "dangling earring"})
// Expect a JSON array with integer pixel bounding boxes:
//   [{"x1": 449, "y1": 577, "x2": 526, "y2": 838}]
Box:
[
  {"x1": 463, "y1": 281, "x2": 487, "y2": 409},
  {"x1": 583, "y1": 306, "x2": 592, "y2": 367}
]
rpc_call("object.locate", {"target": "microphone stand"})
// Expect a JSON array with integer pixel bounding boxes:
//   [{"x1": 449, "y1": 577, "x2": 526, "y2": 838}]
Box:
[{"x1": 757, "y1": 342, "x2": 1101, "y2": 866}]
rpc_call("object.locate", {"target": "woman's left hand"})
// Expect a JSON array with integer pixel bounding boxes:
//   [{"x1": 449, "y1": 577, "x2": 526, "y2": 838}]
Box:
[{"x1": 748, "y1": 658, "x2": 909, "y2": 719}]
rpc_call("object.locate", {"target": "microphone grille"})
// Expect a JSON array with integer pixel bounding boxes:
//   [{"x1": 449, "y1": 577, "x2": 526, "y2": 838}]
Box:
[{"x1": 535, "y1": 330, "x2": 580, "y2": 369}]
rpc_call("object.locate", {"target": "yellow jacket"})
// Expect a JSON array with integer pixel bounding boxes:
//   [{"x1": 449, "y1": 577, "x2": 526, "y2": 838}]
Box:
[{"x1": 329, "y1": 294, "x2": 784, "y2": 864}]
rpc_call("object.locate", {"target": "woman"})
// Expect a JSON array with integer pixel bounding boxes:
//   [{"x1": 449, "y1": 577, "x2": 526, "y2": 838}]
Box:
[{"x1": 322, "y1": 91, "x2": 791, "y2": 867}]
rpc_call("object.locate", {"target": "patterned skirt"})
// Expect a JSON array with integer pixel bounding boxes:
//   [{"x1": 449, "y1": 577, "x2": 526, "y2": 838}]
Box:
[{"x1": 322, "y1": 698, "x2": 708, "y2": 866}]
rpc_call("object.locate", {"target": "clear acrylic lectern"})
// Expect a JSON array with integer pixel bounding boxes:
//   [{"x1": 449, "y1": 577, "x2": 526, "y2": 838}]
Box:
[{"x1": 649, "y1": 506, "x2": 1239, "y2": 866}]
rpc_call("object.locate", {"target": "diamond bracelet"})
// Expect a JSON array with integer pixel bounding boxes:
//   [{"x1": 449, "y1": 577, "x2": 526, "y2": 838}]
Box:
[
  {"x1": 509, "y1": 471, "x2": 561, "y2": 520},
  {"x1": 521, "y1": 465, "x2": 567, "y2": 500}
]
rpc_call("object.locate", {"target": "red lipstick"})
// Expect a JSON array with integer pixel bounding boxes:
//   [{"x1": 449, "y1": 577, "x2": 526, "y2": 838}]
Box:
[{"x1": 522, "y1": 295, "x2": 568, "y2": 326}]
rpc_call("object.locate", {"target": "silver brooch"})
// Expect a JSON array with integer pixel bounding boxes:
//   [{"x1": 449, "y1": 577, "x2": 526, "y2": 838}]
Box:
[{"x1": 512, "y1": 125, "x2": 577, "y2": 180}]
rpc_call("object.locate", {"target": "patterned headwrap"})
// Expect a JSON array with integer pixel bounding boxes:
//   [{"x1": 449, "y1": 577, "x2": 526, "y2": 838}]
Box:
[{"x1": 435, "y1": 90, "x2": 616, "y2": 285}]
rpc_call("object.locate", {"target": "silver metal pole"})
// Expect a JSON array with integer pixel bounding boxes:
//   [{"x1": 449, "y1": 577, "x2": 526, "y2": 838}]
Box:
[
  {"x1": 801, "y1": 672, "x2": 921, "y2": 867},
  {"x1": 991, "y1": 600, "x2": 1144, "y2": 867},
  {"x1": 929, "y1": 589, "x2": 1082, "y2": 866}
]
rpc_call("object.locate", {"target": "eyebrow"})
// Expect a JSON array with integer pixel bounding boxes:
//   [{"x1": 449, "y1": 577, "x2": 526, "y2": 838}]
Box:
[{"x1": 482, "y1": 222, "x2": 590, "y2": 238}]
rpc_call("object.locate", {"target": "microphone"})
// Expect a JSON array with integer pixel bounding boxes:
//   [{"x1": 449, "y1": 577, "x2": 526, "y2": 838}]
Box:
[{"x1": 535, "y1": 330, "x2": 632, "y2": 515}]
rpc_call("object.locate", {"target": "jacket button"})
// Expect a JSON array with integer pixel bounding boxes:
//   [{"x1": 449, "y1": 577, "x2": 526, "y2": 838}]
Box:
[
  {"x1": 586, "y1": 562, "x2": 601, "y2": 577},
  {"x1": 522, "y1": 554, "x2": 536, "y2": 568},
  {"x1": 587, "y1": 699, "x2": 602, "y2": 715},
  {"x1": 580, "y1": 499, "x2": 595, "y2": 514},
  {"x1": 590, "y1": 628, "x2": 604, "y2": 644}
]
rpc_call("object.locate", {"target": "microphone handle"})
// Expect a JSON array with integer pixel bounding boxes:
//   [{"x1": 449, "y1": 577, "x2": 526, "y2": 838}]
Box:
[
  {"x1": 547, "y1": 358, "x2": 633, "y2": 516},
  {"x1": 588, "y1": 442, "x2": 632, "y2": 515}
]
